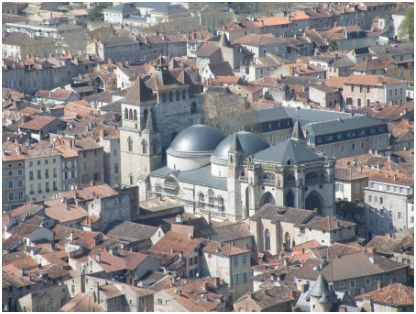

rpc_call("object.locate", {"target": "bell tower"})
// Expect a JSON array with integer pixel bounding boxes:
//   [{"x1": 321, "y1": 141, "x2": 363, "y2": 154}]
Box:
[{"x1": 120, "y1": 77, "x2": 161, "y2": 188}]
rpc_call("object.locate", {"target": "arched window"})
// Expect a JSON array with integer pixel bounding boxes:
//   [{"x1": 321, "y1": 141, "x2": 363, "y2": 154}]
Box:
[
  {"x1": 176, "y1": 90, "x2": 180, "y2": 101},
  {"x1": 191, "y1": 102, "x2": 197, "y2": 113},
  {"x1": 142, "y1": 140, "x2": 148, "y2": 154},
  {"x1": 128, "y1": 109, "x2": 133, "y2": 120},
  {"x1": 127, "y1": 137, "x2": 133, "y2": 152},
  {"x1": 305, "y1": 172, "x2": 318, "y2": 185},
  {"x1": 218, "y1": 196, "x2": 224, "y2": 211},
  {"x1": 161, "y1": 93, "x2": 166, "y2": 103},
  {"x1": 124, "y1": 108, "x2": 128, "y2": 119},
  {"x1": 208, "y1": 189, "x2": 215, "y2": 207},
  {"x1": 143, "y1": 109, "x2": 148, "y2": 125},
  {"x1": 133, "y1": 109, "x2": 137, "y2": 121},
  {"x1": 152, "y1": 140, "x2": 158, "y2": 154},
  {"x1": 264, "y1": 229, "x2": 271, "y2": 251},
  {"x1": 198, "y1": 193, "x2": 205, "y2": 208},
  {"x1": 164, "y1": 177, "x2": 179, "y2": 196},
  {"x1": 169, "y1": 91, "x2": 173, "y2": 102},
  {"x1": 182, "y1": 89, "x2": 186, "y2": 100}
]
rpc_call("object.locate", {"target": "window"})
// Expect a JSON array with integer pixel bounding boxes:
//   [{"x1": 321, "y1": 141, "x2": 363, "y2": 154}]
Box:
[
  {"x1": 45, "y1": 159, "x2": 48, "y2": 165},
  {"x1": 161, "y1": 93, "x2": 166, "y2": 103},
  {"x1": 379, "y1": 197, "x2": 383, "y2": 205},
  {"x1": 8, "y1": 181, "x2": 13, "y2": 188},
  {"x1": 169, "y1": 91, "x2": 173, "y2": 102},
  {"x1": 198, "y1": 193, "x2": 205, "y2": 208},
  {"x1": 8, "y1": 171, "x2": 12, "y2": 176},
  {"x1": 397, "y1": 212, "x2": 402, "y2": 219},
  {"x1": 242, "y1": 255, "x2": 247, "y2": 265},
  {"x1": 350, "y1": 280, "x2": 356, "y2": 288},
  {"x1": 182, "y1": 89, "x2": 186, "y2": 100},
  {"x1": 37, "y1": 170, "x2": 42, "y2": 180},
  {"x1": 264, "y1": 229, "x2": 271, "y2": 251},
  {"x1": 368, "y1": 195, "x2": 372, "y2": 202},
  {"x1": 38, "y1": 183, "x2": 42, "y2": 193},
  {"x1": 142, "y1": 140, "x2": 148, "y2": 154},
  {"x1": 176, "y1": 90, "x2": 180, "y2": 101},
  {"x1": 45, "y1": 169, "x2": 49, "y2": 179},
  {"x1": 127, "y1": 137, "x2": 133, "y2": 152},
  {"x1": 18, "y1": 180, "x2": 23, "y2": 187},
  {"x1": 18, "y1": 191, "x2": 23, "y2": 199},
  {"x1": 233, "y1": 256, "x2": 238, "y2": 267},
  {"x1": 29, "y1": 171, "x2": 34, "y2": 181},
  {"x1": 30, "y1": 161, "x2": 33, "y2": 167},
  {"x1": 8, "y1": 193, "x2": 13, "y2": 201}
]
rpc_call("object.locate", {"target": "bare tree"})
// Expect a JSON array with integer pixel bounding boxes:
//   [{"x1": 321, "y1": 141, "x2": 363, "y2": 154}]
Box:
[{"x1": 202, "y1": 87, "x2": 256, "y2": 136}]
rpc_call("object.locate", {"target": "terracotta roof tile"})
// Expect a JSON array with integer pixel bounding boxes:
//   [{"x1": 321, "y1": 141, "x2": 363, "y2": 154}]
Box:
[{"x1": 356, "y1": 283, "x2": 414, "y2": 306}]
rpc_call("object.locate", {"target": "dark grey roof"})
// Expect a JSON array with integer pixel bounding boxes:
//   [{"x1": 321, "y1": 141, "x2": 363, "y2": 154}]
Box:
[
  {"x1": 167, "y1": 124, "x2": 224, "y2": 154},
  {"x1": 104, "y1": 3, "x2": 138, "y2": 13},
  {"x1": 208, "y1": 62, "x2": 234, "y2": 76},
  {"x1": 253, "y1": 139, "x2": 323, "y2": 165},
  {"x1": 250, "y1": 204, "x2": 315, "y2": 224},
  {"x1": 211, "y1": 131, "x2": 269, "y2": 163},
  {"x1": 151, "y1": 165, "x2": 227, "y2": 190},
  {"x1": 211, "y1": 222, "x2": 251, "y2": 242},
  {"x1": 101, "y1": 36, "x2": 138, "y2": 46},
  {"x1": 304, "y1": 115, "x2": 386, "y2": 137},
  {"x1": 106, "y1": 221, "x2": 158, "y2": 242},
  {"x1": 310, "y1": 274, "x2": 334, "y2": 300}
]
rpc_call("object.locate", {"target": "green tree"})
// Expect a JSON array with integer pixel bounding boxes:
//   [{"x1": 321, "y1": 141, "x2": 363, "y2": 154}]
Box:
[
  {"x1": 328, "y1": 41, "x2": 338, "y2": 52},
  {"x1": 398, "y1": 6, "x2": 414, "y2": 41}
]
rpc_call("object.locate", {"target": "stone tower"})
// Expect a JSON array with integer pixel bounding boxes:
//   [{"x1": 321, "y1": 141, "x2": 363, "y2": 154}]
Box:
[
  {"x1": 309, "y1": 274, "x2": 338, "y2": 312},
  {"x1": 227, "y1": 134, "x2": 244, "y2": 220},
  {"x1": 120, "y1": 77, "x2": 161, "y2": 188}
]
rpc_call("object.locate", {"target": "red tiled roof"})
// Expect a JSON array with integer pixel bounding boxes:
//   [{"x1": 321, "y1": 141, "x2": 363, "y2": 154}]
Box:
[
  {"x1": 356, "y1": 283, "x2": 414, "y2": 306},
  {"x1": 19, "y1": 116, "x2": 58, "y2": 131}
]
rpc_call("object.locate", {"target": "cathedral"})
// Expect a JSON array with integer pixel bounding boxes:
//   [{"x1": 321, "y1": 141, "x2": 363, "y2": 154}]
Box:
[
  {"x1": 120, "y1": 56, "x2": 335, "y2": 222},
  {"x1": 138, "y1": 119, "x2": 335, "y2": 222}
]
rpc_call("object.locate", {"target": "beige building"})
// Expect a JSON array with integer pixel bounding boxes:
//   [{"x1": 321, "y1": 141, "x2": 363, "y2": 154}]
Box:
[
  {"x1": 342, "y1": 74, "x2": 407, "y2": 108},
  {"x1": 2, "y1": 142, "x2": 26, "y2": 210},
  {"x1": 364, "y1": 170, "x2": 413, "y2": 237},
  {"x1": 22, "y1": 142, "x2": 63, "y2": 202}
]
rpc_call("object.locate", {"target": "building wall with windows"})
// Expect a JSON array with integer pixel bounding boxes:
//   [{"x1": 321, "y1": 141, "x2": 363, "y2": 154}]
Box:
[
  {"x1": 364, "y1": 179, "x2": 413, "y2": 237},
  {"x1": 78, "y1": 148, "x2": 105, "y2": 188},
  {"x1": 25, "y1": 154, "x2": 63, "y2": 203},
  {"x1": 2, "y1": 157, "x2": 26, "y2": 211},
  {"x1": 201, "y1": 251, "x2": 252, "y2": 301}
]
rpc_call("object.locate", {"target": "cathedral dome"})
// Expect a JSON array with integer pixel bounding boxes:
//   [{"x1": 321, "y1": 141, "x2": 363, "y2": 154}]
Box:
[
  {"x1": 167, "y1": 124, "x2": 224, "y2": 172},
  {"x1": 211, "y1": 131, "x2": 270, "y2": 165},
  {"x1": 168, "y1": 124, "x2": 224, "y2": 156}
]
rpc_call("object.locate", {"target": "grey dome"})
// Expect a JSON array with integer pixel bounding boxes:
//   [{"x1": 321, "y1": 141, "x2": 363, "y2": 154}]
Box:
[
  {"x1": 168, "y1": 124, "x2": 224, "y2": 154},
  {"x1": 212, "y1": 131, "x2": 269, "y2": 163}
]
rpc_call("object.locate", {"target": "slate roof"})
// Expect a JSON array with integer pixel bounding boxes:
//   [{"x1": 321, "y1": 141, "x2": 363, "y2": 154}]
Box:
[
  {"x1": 303, "y1": 115, "x2": 386, "y2": 137},
  {"x1": 250, "y1": 204, "x2": 315, "y2": 225},
  {"x1": 207, "y1": 62, "x2": 234, "y2": 77},
  {"x1": 253, "y1": 138, "x2": 323, "y2": 165},
  {"x1": 151, "y1": 165, "x2": 227, "y2": 190},
  {"x1": 124, "y1": 77, "x2": 155, "y2": 104}
]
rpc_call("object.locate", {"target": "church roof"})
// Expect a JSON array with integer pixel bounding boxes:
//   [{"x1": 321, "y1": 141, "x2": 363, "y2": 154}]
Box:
[
  {"x1": 124, "y1": 77, "x2": 155, "y2": 104},
  {"x1": 151, "y1": 165, "x2": 227, "y2": 190},
  {"x1": 167, "y1": 124, "x2": 224, "y2": 155},
  {"x1": 253, "y1": 138, "x2": 323, "y2": 165},
  {"x1": 249, "y1": 204, "x2": 315, "y2": 224},
  {"x1": 211, "y1": 131, "x2": 269, "y2": 164}
]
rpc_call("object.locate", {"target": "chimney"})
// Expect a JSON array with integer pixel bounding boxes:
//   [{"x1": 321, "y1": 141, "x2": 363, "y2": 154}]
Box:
[
  {"x1": 300, "y1": 283, "x2": 309, "y2": 293},
  {"x1": 178, "y1": 251, "x2": 184, "y2": 260},
  {"x1": 290, "y1": 289, "x2": 297, "y2": 299},
  {"x1": 98, "y1": 128, "x2": 105, "y2": 138},
  {"x1": 283, "y1": 257, "x2": 289, "y2": 267},
  {"x1": 69, "y1": 232, "x2": 74, "y2": 242},
  {"x1": 176, "y1": 215, "x2": 183, "y2": 224},
  {"x1": 376, "y1": 281, "x2": 382, "y2": 290},
  {"x1": 96, "y1": 253, "x2": 101, "y2": 263}
]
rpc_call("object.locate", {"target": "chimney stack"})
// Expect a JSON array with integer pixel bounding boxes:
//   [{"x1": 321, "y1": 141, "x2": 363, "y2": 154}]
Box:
[{"x1": 376, "y1": 281, "x2": 382, "y2": 290}]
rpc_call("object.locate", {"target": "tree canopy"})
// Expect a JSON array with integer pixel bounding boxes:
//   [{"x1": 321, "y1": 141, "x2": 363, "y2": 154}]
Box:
[{"x1": 398, "y1": 6, "x2": 414, "y2": 41}]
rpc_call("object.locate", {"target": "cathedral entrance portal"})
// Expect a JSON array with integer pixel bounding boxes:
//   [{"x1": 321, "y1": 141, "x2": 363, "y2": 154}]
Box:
[
  {"x1": 305, "y1": 191, "x2": 323, "y2": 213},
  {"x1": 259, "y1": 192, "x2": 275, "y2": 207}
]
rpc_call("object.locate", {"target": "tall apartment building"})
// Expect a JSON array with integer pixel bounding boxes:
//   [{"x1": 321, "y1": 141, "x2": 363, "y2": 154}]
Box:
[{"x1": 364, "y1": 170, "x2": 414, "y2": 238}]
